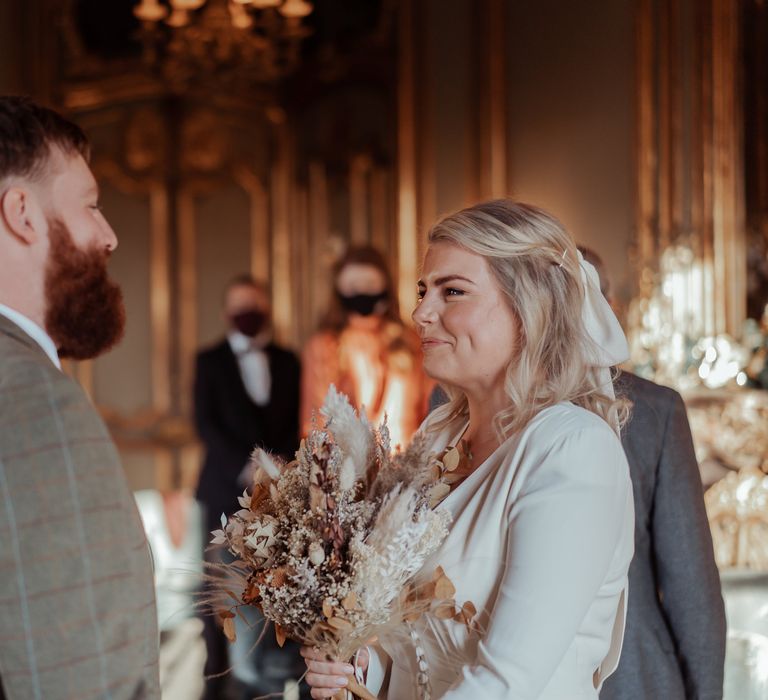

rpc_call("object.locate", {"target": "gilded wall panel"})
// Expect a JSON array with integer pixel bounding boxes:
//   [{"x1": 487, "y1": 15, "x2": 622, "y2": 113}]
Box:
[
  {"x1": 93, "y1": 182, "x2": 153, "y2": 414},
  {"x1": 193, "y1": 185, "x2": 253, "y2": 350}
]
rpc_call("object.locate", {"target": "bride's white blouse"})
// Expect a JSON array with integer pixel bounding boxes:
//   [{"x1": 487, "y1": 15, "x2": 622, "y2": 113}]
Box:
[{"x1": 365, "y1": 402, "x2": 635, "y2": 700}]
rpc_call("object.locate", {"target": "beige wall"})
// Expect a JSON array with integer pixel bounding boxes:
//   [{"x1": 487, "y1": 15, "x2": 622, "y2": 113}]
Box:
[
  {"x1": 505, "y1": 1, "x2": 635, "y2": 302},
  {"x1": 414, "y1": 0, "x2": 636, "y2": 303}
]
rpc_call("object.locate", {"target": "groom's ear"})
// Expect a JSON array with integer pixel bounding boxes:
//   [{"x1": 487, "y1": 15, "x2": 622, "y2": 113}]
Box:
[{"x1": 1, "y1": 186, "x2": 44, "y2": 245}]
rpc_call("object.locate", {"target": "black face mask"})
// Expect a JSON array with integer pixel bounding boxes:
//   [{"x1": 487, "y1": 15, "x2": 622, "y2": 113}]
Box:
[
  {"x1": 338, "y1": 291, "x2": 388, "y2": 317},
  {"x1": 231, "y1": 310, "x2": 267, "y2": 337}
]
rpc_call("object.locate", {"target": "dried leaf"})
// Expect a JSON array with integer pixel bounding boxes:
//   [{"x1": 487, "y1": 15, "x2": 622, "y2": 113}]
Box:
[
  {"x1": 242, "y1": 582, "x2": 261, "y2": 605},
  {"x1": 434, "y1": 603, "x2": 457, "y2": 619},
  {"x1": 327, "y1": 616, "x2": 353, "y2": 631},
  {"x1": 250, "y1": 483, "x2": 269, "y2": 510},
  {"x1": 435, "y1": 574, "x2": 456, "y2": 600},
  {"x1": 275, "y1": 623, "x2": 287, "y2": 647},
  {"x1": 442, "y1": 447, "x2": 461, "y2": 472},
  {"x1": 406, "y1": 580, "x2": 435, "y2": 606},
  {"x1": 270, "y1": 566, "x2": 290, "y2": 587},
  {"x1": 223, "y1": 616, "x2": 236, "y2": 642},
  {"x1": 428, "y1": 482, "x2": 451, "y2": 507},
  {"x1": 309, "y1": 483, "x2": 326, "y2": 511},
  {"x1": 322, "y1": 598, "x2": 334, "y2": 619},
  {"x1": 462, "y1": 601, "x2": 477, "y2": 618},
  {"x1": 403, "y1": 608, "x2": 422, "y2": 622},
  {"x1": 311, "y1": 620, "x2": 336, "y2": 636},
  {"x1": 342, "y1": 591, "x2": 357, "y2": 610}
]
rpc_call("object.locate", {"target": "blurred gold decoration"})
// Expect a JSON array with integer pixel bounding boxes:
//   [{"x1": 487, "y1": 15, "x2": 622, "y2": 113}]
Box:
[
  {"x1": 627, "y1": 244, "x2": 754, "y2": 392},
  {"x1": 706, "y1": 468, "x2": 768, "y2": 571},
  {"x1": 686, "y1": 389, "x2": 768, "y2": 474},
  {"x1": 179, "y1": 109, "x2": 229, "y2": 171},
  {"x1": 125, "y1": 107, "x2": 167, "y2": 172},
  {"x1": 99, "y1": 406, "x2": 197, "y2": 450},
  {"x1": 133, "y1": 0, "x2": 314, "y2": 89},
  {"x1": 628, "y1": 245, "x2": 713, "y2": 388}
]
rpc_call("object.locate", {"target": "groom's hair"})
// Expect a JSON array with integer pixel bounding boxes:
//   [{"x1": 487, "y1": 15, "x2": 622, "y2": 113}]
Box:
[{"x1": 0, "y1": 95, "x2": 89, "y2": 182}]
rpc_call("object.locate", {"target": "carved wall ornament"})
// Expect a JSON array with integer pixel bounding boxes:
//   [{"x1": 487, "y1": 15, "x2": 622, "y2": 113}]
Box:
[
  {"x1": 706, "y1": 468, "x2": 768, "y2": 571},
  {"x1": 125, "y1": 107, "x2": 167, "y2": 172},
  {"x1": 181, "y1": 109, "x2": 229, "y2": 172}
]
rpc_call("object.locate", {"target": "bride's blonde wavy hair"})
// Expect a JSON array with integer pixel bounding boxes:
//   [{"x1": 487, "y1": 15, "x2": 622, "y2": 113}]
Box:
[{"x1": 427, "y1": 199, "x2": 628, "y2": 438}]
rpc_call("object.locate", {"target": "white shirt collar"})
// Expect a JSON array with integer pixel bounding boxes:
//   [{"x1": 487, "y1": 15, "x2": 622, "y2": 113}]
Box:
[
  {"x1": 227, "y1": 329, "x2": 271, "y2": 354},
  {"x1": 0, "y1": 303, "x2": 61, "y2": 370}
]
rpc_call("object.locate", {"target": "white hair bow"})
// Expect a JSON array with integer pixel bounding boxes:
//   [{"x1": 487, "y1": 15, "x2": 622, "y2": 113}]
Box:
[{"x1": 576, "y1": 249, "x2": 629, "y2": 399}]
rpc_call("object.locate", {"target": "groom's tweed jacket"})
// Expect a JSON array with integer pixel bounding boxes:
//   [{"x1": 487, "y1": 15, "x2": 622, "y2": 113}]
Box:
[{"x1": 0, "y1": 314, "x2": 159, "y2": 700}]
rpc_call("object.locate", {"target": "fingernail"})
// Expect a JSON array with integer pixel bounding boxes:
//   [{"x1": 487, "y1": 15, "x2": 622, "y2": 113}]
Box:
[
  {"x1": 343, "y1": 664, "x2": 354, "y2": 674},
  {"x1": 336, "y1": 677, "x2": 348, "y2": 686}
]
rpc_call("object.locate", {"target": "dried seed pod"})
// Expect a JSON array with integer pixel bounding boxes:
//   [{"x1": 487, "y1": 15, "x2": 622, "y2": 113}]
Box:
[{"x1": 309, "y1": 542, "x2": 326, "y2": 566}]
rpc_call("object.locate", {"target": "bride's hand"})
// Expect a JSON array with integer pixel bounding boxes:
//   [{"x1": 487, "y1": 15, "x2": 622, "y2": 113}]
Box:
[{"x1": 300, "y1": 646, "x2": 370, "y2": 699}]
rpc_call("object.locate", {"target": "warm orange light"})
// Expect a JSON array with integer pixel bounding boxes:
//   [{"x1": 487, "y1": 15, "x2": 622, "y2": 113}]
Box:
[
  {"x1": 166, "y1": 8, "x2": 191, "y2": 27},
  {"x1": 133, "y1": 0, "x2": 168, "y2": 22},
  {"x1": 279, "y1": 0, "x2": 313, "y2": 19},
  {"x1": 229, "y1": 2, "x2": 253, "y2": 28},
  {"x1": 170, "y1": 0, "x2": 206, "y2": 9}
]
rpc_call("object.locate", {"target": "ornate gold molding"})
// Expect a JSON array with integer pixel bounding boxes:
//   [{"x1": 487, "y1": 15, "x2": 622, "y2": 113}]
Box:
[
  {"x1": 177, "y1": 187, "x2": 198, "y2": 418},
  {"x1": 233, "y1": 166, "x2": 270, "y2": 284},
  {"x1": 711, "y1": 0, "x2": 746, "y2": 336},
  {"x1": 349, "y1": 153, "x2": 371, "y2": 246},
  {"x1": 478, "y1": 0, "x2": 508, "y2": 199},
  {"x1": 269, "y1": 110, "x2": 294, "y2": 346},
  {"x1": 634, "y1": 0, "x2": 746, "y2": 337},
  {"x1": 150, "y1": 187, "x2": 172, "y2": 414},
  {"x1": 397, "y1": 0, "x2": 418, "y2": 325}
]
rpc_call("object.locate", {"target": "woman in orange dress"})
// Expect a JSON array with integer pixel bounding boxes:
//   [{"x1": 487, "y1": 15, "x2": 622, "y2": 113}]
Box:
[{"x1": 301, "y1": 246, "x2": 432, "y2": 449}]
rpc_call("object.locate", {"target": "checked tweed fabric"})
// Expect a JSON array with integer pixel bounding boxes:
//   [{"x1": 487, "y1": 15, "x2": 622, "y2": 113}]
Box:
[{"x1": 0, "y1": 314, "x2": 160, "y2": 700}]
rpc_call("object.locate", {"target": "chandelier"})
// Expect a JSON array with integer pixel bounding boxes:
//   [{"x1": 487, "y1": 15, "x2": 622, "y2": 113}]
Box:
[{"x1": 133, "y1": 0, "x2": 315, "y2": 88}]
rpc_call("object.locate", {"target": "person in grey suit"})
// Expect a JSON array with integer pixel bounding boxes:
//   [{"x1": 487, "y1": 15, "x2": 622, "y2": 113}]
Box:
[
  {"x1": 600, "y1": 371, "x2": 726, "y2": 699},
  {"x1": 0, "y1": 96, "x2": 159, "y2": 699},
  {"x1": 581, "y1": 247, "x2": 726, "y2": 699}
]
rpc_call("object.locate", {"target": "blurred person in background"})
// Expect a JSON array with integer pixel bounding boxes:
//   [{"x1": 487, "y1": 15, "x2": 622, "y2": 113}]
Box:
[
  {"x1": 579, "y1": 246, "x2": 726, "y2": 700},
  {"x1": 193, "y1": 274, "x2": 303, "y2": 699},
  {"x1": 0, "y1": 95, "x2": 159, "y2": 699},
  {"x1": 301, "y1": 246, "x2": 432, "y2": 448}
]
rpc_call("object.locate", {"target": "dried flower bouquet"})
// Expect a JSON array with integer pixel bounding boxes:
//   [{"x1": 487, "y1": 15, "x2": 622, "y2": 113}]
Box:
[{"x1": 209, "y1": 386, "x2": 475, "y2": 699}]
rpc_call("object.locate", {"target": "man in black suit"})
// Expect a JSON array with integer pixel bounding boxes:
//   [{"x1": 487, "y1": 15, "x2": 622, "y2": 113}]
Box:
[
  {"x1": 194, "y1": 275, "x2": 299, "y2": 529},
  {"x1": 194, "y1": 274, "x2": 301, "y2": 700}
]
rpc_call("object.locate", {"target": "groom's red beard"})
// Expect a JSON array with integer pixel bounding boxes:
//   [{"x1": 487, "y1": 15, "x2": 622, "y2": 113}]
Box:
[{"x1": 43, "y1": 219, "x2": 126, "y2": 360}]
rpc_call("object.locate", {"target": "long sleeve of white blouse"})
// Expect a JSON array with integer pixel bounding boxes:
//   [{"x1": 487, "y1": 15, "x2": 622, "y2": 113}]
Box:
[{"x1": 440, "y1": 423, "x2": 634, "y2": 699}]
